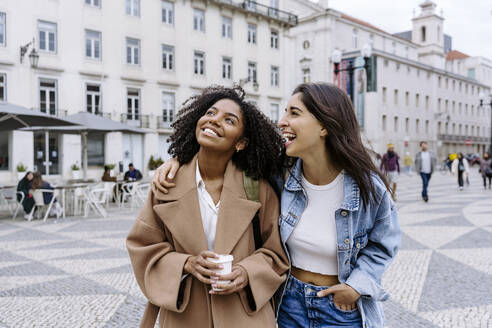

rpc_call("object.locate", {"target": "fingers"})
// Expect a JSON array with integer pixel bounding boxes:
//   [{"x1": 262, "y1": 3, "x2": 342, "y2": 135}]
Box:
[
  {"x1": 317, "y1": 285, "x2": 338, "y2": 297},
  {"x1": 210, "y1": 276, "x2": 246, "y2": 295},
  {"x1": 168, "y1": 160, "x2": 180, "y2": 179},
  {"x1": 199, "y1": 251, "x2": 219, "y2": 259},
  {"x1": 217, "y1": 269, "x2": 240, "y2": 281},
  {"x1": 334, "y1": 302, "x2": 356, "y2": 311}
]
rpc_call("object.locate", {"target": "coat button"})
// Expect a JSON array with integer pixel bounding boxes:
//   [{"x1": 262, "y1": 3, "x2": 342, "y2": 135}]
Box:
[
  {"x1": 356, "y1": 242, "x2": 361, "y2": 248},
  {"x1": 344, "y1": 238, "x2": 350, "y2": 245},
  {"x1": 341, "y1": 210, "x2": 348, "y2": 217}
]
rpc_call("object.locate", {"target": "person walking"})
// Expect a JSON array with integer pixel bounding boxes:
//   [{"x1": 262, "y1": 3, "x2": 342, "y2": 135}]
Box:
[
  {"x1": 414, "y1": 141, "x2": 436, "y2": 202},
  {"x1": 154, "y1": 82, "x2": 401, "y2": 328},
  {"x1": 380, "y1": 144, "x2": 400, "y2": 201},
  {"x1": 126, "y1": 86, "x2": 288, "y2": 328},
  {"x1": 403, "y1": 152, "x2": 413, "y2": 176},
  {"x1": 452, "y1": 152, "x2": 470, "y2": 190},
  {"x1": 479, "y1": 152, "x2": 492, "y2": 189}
]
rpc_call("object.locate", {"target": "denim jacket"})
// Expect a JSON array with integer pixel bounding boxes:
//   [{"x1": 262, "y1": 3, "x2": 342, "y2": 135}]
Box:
[{"x1": 274, "y1": 159, "x2": 400, "y2": 328}]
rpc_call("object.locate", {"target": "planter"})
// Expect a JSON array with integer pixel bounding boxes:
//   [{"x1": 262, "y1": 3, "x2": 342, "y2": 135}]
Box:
[
  {"x1": 72, "y1": 170, "x2": 81, "y2": 180},
  {"x1": 110, "y1": 169, "x2": 115, "y2": 176},
  {"x1": 17, "y1": 172, "x2": 26, "y2": 180}
]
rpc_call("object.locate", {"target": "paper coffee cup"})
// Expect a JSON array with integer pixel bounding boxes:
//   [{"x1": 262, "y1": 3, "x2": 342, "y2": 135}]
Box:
[{"x1": 207, "y1": 254, "x2": 233, "y2": 291}]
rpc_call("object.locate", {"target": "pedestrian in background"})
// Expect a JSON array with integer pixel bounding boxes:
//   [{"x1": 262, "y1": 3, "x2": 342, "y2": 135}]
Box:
[
  {"x1": 403, "y1": 152, "x2": 413, "y2": 176},
  {"x1": 16, "y1": 171, "x2": 35, "y2": 219},
  {"x1": 451, "y1": 153, "x2": 470, "y2": 190},
  {"x1": 479, "y1": 152, "x2": 492, "y2": 189},
  {"x1": 414, "y1": 141, "x2": 436, "y2": 202},
  {"x1": 380, "y1": 144, "x2": 400, "y2": 201}
]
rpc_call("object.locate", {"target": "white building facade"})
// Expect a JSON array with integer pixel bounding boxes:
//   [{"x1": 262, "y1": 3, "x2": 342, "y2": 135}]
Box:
[
  {"x1": 0, "y1": 0, "x2": 297, "y2": 182},
  {"x1": 286, "y1": 0, "x2": 491, "y2": 160}
]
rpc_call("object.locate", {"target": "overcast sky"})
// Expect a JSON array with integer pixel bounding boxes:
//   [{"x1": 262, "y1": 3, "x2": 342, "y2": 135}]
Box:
[{"x1": 316, "y1": 0, "x2": 492, "y2": 60}]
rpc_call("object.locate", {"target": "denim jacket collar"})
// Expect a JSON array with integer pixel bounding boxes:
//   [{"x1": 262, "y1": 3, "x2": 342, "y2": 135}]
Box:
[{"x1": 285, "y1": 158, "x2": 360, "y2": 211}]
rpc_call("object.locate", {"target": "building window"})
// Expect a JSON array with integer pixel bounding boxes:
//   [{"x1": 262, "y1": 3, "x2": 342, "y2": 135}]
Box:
[
  {"x1": 415, "y1": 93, "x2": 419, "y2": 107},
  {"x1": 38, "y1": 20, "x2": 57, "y2": 53},
  {"x1": 382, "y1": 87, "x2": 387, "y2": 104},
  {"x1": 416, "y1": 119, "x2": 420, "y2": 133},
  {"x1": 352, "y1": 29, "x2": 358, "y2": 49},
  {"x1": 270, "y1": 30, "x2": 278, "y2": 49},
  {"x1": 87, "y1": 133, "x2": 105, "y2": 166},
  {"x1": 382, "y1": 115, "x2": 386, "y2": 131},
  {"x1": 452, "y1": 80, "x2": 455, "y2": 91},
  {"x1": 162, "y1": 91, "x2": 175, "y2": 123},
  {"x1": 445, "y1": 100, "x2": 448, "y2": 112},
  {"x1": 369, "y1": 34, "x2": 374, "y2": 47},
  {"x1": 85, "y1": 0, "x2": 101, "y2": 7},
  {"x1": 270, "y1": 66, "x2": 279, "y2": 87},
  {"x1": 194, "y1": 51, "x2": 205, "y2": 75},
  {"x1": 459, "y1": 102, "x2": 462, "y2": 115},
  {"x1": 248, "y1": 62, "x2": 257, "y2": 83},
  {"x1": 222, "y1": 57, "x2": 232, "y2": 79},
  {"x1": 162, "y1": 44, "x2": 174, "y2": 70},
  {"x1": 438, "y1": 76, "x2": 441, "y2": 87},
  {"x1": 394, "y1": 116, "x2": 398, "y2": 132},
  {"x1": 222, "y1": 16, "x2": 232, "y2": 39},
  {"x1": 86, "y1": 84, "x2": 101, "y2": 115},
  {"x1": 270, "y1": 103, "x2": 279, "y2": 124},
  {"x1": 445, "y1": 78, "x2": 449, "y2": 89},
  {"x1": 126, "y1": 38, "x2": 140, "y2": 65},
  {"x1": 85, "y1": 30, "x2": 101, "y2": 60},
  {"x1": 425, "y1": 120, "x2": 429, "y2": 134},
  {"x1": 391, "y1": 41, "x2": 396, "y2": 54},
  {"x1": 468, "y1": 68, "x2": 475, "y2": 80},
  {"x1": 39, "y1": 79, "x2": 57, "y2": 115},
  {"x1": 126, "y1": 0, "x2": 140, "y2": 16},
  {"x1": 0, "y1": 12, "x2": 5, "y2": 46},
  {"x1": 161, "y1": 1, "x2": 174, "y2": 25},
  {"x1": 245, "y1": 0, "x2": 256, "y2": 11},
  {"x1": 127, "y1": 88, "x2": 140, "y2": 120},
  {"x1": 193, "y1": 9, "x2": 205, "y2": 32},
  {"x1": 248, "y1": 23, "x2": 257, "y2": 44},
  {"x1": 394, "y1": 89, "x2": 398, "y2": 105},
  {"x1": 405, "y1": 117, "x2": 409, "y2": 133},
  {"x1": 425, "y1": 95, "x2": 429, "y2": 110},
  {"x1": 303, "y1": 68, "x2": 310, "y2": 83},
  {"x1": 438, "y1": 98, "x2": 441, "y2": 111},
  {"x1": 405, "y1": 92, "x2": 409, "y2": 106},
  {"x1": 452, "y1": 101, "x2": 455, "y2": 114},
  {"x1": 0, "y1": 74, "x2": 5, "y2": 102},
  {"x1": 421, "y1": 26, "x2": 426, "y2": 42}
]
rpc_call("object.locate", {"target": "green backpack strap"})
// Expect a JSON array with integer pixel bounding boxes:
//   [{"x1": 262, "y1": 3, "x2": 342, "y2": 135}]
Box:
[{"x1": 242, "y1": 172, "x2": 261, "y2": 250}]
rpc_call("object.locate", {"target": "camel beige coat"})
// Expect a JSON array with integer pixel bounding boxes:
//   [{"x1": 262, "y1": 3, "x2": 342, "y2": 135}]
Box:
[{"x1": 127, "y1": 155, "x2": 288, "y2": 328}]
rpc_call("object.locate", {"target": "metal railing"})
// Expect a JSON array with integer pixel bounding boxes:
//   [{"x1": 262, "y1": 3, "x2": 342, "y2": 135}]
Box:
[
  {"x1": 210, "y1": 0, "x2": 297, "y2": 26},
  {"x1": 438, "y1": 134, "x2": 489, "y2": 143},
  {"x1": 156, "y1": 115, "x2": 173, "y2": 129}
]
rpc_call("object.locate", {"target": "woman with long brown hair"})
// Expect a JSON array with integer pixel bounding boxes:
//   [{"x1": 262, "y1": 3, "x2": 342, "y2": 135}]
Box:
[{"x1": 155, "y1": 82, "x2": 400, "y2": 328}]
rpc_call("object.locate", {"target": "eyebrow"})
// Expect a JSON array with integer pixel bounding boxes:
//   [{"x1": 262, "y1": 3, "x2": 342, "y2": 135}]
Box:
[
  {"x1": 289, "y1": 106, "x2": 303, "y2": 112},
  {"x1": 210, "y1": 106, "x2": 240, "y2": 121}
]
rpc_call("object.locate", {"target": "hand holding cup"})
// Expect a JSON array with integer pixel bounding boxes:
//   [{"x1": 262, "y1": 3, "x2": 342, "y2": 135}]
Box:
[{"x1": 183, "y1": 251, "x2": 223, "y2": 285}]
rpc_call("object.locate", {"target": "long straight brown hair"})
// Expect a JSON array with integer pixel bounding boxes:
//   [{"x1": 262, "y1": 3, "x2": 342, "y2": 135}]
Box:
[{"x1": 292, "y1": 82, "x2": 390, "y2": 207}]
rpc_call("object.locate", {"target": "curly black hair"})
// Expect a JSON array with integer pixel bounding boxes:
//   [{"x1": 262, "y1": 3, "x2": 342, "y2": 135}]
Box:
[{"x1": 167, "y1": 85, "x2": 285, "y2": 180}]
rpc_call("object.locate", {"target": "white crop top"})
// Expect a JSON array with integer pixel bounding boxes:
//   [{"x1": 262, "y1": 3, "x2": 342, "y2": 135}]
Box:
[{"x1": 286, "y1": 172, "x2": 344, "y2": 275}]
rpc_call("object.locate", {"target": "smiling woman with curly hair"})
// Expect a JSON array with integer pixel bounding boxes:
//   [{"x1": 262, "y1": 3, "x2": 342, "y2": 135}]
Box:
[{"x1": 127, "y1": 85, "x2": 289, "y2": 328}]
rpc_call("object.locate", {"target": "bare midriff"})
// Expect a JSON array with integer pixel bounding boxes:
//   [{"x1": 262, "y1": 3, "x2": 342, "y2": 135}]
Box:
[{"x1": 291, "y1": 267, "x2": 340, "y2": 286}]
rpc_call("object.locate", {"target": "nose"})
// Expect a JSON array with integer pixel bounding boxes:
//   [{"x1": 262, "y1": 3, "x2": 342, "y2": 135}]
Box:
[{"x1": 278, "y1": 113, "x2": 288, "y2": 129}]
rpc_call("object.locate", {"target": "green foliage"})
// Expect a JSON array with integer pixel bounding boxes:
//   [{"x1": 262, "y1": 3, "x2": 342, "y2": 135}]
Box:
[
  {"x1": 16, "y1": 163, "x2": 27, "y2": 172},
  {"x1": 71, "y1": 163, "x2": 80, "y2": 171},
  {"x1": 148, "y1": 155, "x2": 164, "y2": 170}
]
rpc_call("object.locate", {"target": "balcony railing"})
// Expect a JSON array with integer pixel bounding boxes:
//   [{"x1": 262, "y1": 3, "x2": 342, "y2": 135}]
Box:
[
  {"x1": 210, "y1": 0, "x2": 297, "y2": 26},
  {"x1": 157, "y1": 115, "x2": 173, "y2": 129}
]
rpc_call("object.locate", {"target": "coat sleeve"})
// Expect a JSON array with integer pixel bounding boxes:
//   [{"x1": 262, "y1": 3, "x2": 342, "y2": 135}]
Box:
[
  {"x1": 236, "y1": 180, "x2": 289, "y2": 314},
  {"x1": 345, "y1": 190, "x2": 400, "y2": 302},
  {"x1": 126, "y1": 190, "x2": 193, "y2": 313}
]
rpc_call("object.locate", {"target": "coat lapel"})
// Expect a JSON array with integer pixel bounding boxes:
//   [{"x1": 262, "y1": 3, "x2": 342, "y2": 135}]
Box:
[
  {"x1": 152, "y1": 155, "x2": 209, "y2": 255},
  {"x1": 213, "y1": 162, "x2": 261, "y2": 255}
]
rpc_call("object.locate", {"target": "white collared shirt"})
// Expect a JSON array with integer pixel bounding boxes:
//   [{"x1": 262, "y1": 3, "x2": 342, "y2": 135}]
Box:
[{"x1": 196, "y1": 160, "x2": 220, "y2": 251}]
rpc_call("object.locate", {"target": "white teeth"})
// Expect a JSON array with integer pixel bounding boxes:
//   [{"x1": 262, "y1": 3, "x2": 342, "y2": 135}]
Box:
[
  {"x1": 204, "y1": 128, "x2": 218, "y2": 136},
  {"x1": 283, "y1": 133, "x2": 296, "y2": 141}
]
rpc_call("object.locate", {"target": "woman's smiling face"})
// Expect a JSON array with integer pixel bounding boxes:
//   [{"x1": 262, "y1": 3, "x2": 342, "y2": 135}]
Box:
[
  {"x1": 195, "y1": 98, "x2": 247, "y2": 154},
  {"x1": 278, "y1": 93, "x2": 327, "y2": 158}
]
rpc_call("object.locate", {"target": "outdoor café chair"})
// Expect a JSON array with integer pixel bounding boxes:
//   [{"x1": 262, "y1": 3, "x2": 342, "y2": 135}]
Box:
[
  {"x1": 0, "y1": 188, "x2": 25, "y2": 220},
  {"x1": 28, "y1": 189, "x2": 57, "y2": 222},
  {"x1": 83, "y1": 187, "x2": 108, "y2": 218}
]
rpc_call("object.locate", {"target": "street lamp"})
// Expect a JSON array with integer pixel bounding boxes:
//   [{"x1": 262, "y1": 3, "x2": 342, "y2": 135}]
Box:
[
  {"x1": 331, "y1": 44, "x2": 372, "y2": 100},
  {"x1": 20, "y1": 38, "x2": 39, "y2": 68},
  {"x1": 478, "y1": 91, "x2": 492, "y2": 155},
  {"x1": 238, "y1": 77, "x2": 259, "y2": 92}
]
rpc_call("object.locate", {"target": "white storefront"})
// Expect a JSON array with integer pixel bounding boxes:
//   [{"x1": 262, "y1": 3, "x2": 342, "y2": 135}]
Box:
[{"x1": 0, "y1": 0, "x2": 296, "y2": 183}]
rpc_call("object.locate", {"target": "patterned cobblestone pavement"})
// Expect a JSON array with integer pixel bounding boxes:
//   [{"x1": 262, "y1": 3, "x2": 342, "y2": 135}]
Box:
[{"x1": 0, "y1": 168, "x2": 491, "y2": 327}]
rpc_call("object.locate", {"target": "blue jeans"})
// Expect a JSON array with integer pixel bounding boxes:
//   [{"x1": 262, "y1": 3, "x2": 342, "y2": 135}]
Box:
[
  {"x1": 277, "y1": 275, "x2": 363, "y2": 328},
  {"x1": 420, "y1": 172, "x2": 431, "y2": 198}
]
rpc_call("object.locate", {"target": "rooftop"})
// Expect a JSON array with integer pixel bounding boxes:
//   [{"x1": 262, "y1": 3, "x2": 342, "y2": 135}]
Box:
[{"x1": 446, "y1": 50, "x2": 470, "y2": 61}]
